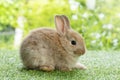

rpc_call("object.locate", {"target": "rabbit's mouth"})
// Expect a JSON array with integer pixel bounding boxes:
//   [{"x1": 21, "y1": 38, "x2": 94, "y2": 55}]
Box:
[{"x1": 74, "y1": 49, "x2": 85, "y2": 56}]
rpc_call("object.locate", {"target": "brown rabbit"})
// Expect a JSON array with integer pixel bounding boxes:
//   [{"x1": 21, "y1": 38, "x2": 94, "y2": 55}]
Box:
[{"x1": 20, "y1": 15, "x2": 86, "y2": 71}]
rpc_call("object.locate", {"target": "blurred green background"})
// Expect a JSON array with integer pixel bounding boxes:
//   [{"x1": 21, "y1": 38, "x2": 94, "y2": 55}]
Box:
[{"x1": 0, "y1": 0, "x2": 120, "y2": 50}]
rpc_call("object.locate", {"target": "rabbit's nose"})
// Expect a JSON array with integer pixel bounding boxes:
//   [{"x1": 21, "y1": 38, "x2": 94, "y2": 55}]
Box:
[
  {"x1": 74, "y1": 48, "x2": 85, "y2": 55},
  {"x1": 80, "y1": 45, "x2": 86, "y2": 55},
  {"x1": 81, "y1": 48, "x2": 86, "y2": 55}
]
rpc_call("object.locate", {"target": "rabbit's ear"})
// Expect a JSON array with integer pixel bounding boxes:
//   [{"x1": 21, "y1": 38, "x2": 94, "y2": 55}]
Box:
[
  {"x1": 55, "y1": 15, "x2": 70, "y2": 36},
  {"x1": 61, "y1": 15, "x2": 71, "y2": 29}
]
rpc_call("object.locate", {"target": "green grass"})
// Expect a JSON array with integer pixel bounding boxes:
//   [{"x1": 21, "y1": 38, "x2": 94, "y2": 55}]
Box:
[{"x1": 0, "y1": 49, "x2": 120, "y2": 80}]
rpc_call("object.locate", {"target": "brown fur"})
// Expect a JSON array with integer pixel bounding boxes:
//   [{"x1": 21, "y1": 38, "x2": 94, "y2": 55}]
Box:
[{"x1": 20, "y1": 15, "x2": 86, "y2": 71}]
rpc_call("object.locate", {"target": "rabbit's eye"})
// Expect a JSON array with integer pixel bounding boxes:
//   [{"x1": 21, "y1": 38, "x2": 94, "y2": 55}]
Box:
[{"x1": 71, "y1": 40, "x2": 76, "y2": 45}]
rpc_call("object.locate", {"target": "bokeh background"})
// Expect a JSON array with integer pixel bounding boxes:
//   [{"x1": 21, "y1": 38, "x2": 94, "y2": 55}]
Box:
[{"x1": 0, "y1": 0, "x2": 120, "y2": 50}]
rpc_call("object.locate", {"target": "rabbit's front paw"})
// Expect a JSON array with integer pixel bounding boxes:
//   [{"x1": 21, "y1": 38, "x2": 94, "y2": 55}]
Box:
[
  {"x1": 39, "y1": 65, "x2": 55, "y2": 71},
  {"x1": 75, "y1": 62, "x2": 87, "y2": 70}
]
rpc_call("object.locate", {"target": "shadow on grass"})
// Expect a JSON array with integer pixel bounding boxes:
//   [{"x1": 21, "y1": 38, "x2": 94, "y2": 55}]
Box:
[{"x1": 18, "y1": 67, "x2": 87, "y2": 79}]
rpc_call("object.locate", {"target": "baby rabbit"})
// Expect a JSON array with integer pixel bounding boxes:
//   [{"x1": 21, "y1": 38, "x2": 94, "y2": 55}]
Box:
[{"x1": 20, "y1": 15, "x2": 86, "y2": 71}]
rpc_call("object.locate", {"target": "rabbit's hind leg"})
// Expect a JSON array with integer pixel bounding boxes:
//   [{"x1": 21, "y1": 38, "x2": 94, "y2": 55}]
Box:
[
  {"x1": 39, "y1": 65, "x2": 55, "y2": 71},
  {"x1": 38, "y1": 56, "x2": 55, "y2": 71},
  {"x1": 38, "y1": 48, "x2": 55, "y2": 71}
]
